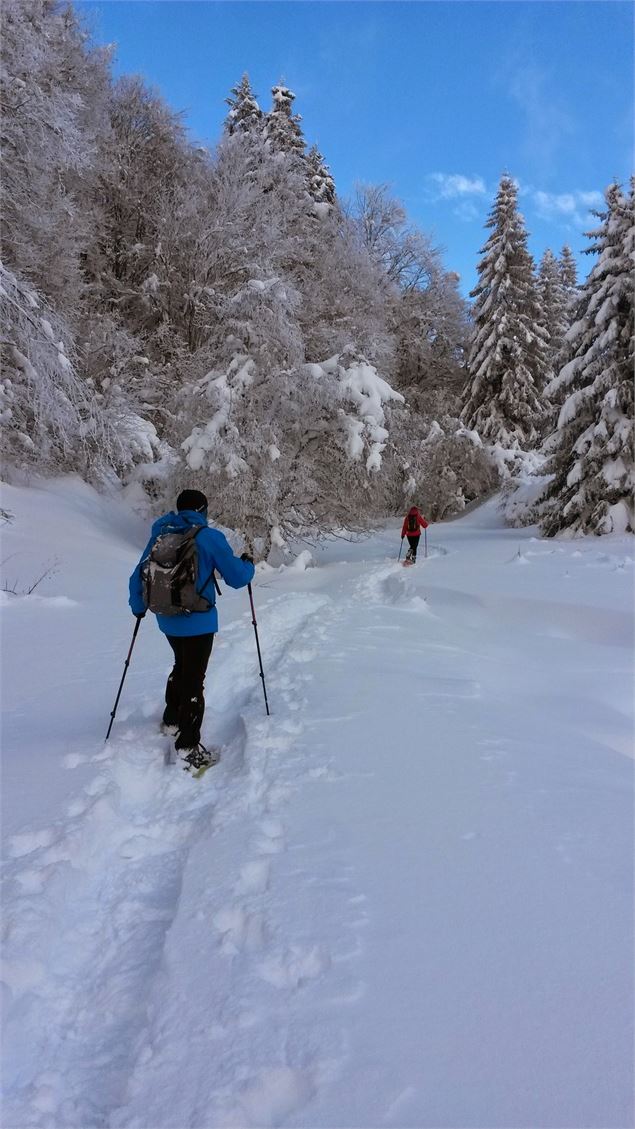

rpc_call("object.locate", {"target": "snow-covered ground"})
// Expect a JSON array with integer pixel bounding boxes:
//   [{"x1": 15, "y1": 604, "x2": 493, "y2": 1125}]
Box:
[{"x1": 2, "y1": 478, "x2": 633, "y2": 1129}]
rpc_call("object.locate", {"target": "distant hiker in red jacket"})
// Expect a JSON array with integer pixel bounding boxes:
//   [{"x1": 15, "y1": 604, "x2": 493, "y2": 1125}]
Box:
[{"x1": 401, "y1": 506, "x2": 429, "y2": 562}]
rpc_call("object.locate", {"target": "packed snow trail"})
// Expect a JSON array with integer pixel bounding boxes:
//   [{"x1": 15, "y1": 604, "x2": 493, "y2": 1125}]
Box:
[{"x1": 1, "y1": 479, "x2": 633, "y2": 1128}]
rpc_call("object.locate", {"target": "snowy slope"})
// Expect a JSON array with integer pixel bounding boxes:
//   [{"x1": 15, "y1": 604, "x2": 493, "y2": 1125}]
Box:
[{"x1": 1, "y1": 479, "x2": 633, "y2": 1129}]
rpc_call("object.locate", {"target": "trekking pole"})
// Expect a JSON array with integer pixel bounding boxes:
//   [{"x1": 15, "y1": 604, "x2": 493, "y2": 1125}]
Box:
[
  {"x1": 424, "y1": 528, "x2": 428, "y2": 559},
  {"x1": 248, "y1": 583, "x2": 270, "y2": 716},
  {"x1": 398, "y1": 537, "x2": 404, "y2": 562},
  {"x1": 105, "y1": 617, "x2": 142, "y2": 740}
]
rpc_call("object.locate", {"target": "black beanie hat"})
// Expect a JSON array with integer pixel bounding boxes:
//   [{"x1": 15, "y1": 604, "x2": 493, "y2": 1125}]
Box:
[{"x1": 176, "y1": 489, "x2": 208, "y2": 514}]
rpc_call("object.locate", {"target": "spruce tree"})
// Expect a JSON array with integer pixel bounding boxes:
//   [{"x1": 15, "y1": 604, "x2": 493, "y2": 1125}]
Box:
[
  {"x1": 538, "y1": 248, "x2": 568, "y2": 390},
  {"x1": 559, "y1": 244, "x2": 578, "y2": 296},
  {"x1": 224, "y1": 73, "x2": 262, "y2": 135},
  {"x1": 538, "y1": 182, "x2": 634, "y2": 536},
  {"x1": 542, "y1": 244, "x2": 580, "y2": 417},
  {"x1": 461, "y1": 175, "x2": 547, "y2": 450},
  {"x1": 305, "y1": 144, "x2": 335, "y2": 209},
  {"x1": 265, "y1": 83, "x2": 305, "y2": 158}
]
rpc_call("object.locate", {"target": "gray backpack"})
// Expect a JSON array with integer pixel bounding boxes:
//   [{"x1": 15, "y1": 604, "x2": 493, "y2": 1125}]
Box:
[{"x1": 142, "y1": 526, "x2": 214, "y2": 616}]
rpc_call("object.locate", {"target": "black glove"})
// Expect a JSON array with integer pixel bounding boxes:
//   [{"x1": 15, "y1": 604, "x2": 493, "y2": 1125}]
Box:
[
  {"x1": 135, "y1": 611, "x2": 146, "y2": 620},
  {"x1": 240, "y1": 552, "x2": 254, "y2": 565}
]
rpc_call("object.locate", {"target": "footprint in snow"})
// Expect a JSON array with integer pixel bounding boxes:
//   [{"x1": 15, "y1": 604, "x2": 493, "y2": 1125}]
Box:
[
  {"x1": 257, "y1": 943, "x2": 330, "y2": 989},
  {"x1": 254, "y1": 819, "x2": 286, "y2": 856},
  {"x1": 83, "y1": 775, "x2": 109, "y2": 797},
  {"x1": 279, "y1": 718, "x2": 303, "y2": 734},
  {"x1": 213, "y1": 904, "x2": 266, "y2": 954},
  {"x1": 223, "y1": 1066, "x2": 315, "y2": 1128},
  {"x1": 8, "y1": 827, "x2": 56, "y2": 859},
  {"x1": 235, "y1": 859, "x2": 270, "y2": 895},
  {"x1": 63, "y1": 752, "x2": 90, "y2": 769},
  {"x1": 66, "y1": 799, "x2": 88, "y2": 817}
]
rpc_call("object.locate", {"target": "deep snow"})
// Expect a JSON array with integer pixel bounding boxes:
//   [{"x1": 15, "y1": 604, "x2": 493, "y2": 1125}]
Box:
[{"x1": 1, "y1": 478, "x2": 633, "y2": 1129}]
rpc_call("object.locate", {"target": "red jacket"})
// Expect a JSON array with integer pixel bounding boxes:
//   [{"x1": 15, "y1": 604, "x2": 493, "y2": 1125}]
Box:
[{"x1": 401, "y1": 509, "x2": 429, "y2": 538}]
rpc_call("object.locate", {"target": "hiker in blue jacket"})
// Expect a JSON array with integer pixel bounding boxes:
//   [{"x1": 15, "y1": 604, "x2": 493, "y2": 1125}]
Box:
[{"x1": 129, "y1": 489, "x2": 254, "y2": 768}]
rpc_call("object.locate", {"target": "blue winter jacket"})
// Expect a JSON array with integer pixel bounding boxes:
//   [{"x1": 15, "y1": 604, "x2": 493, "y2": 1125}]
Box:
[{"x1": 128, "y1": 510, "x2": 255, "y2": 637}]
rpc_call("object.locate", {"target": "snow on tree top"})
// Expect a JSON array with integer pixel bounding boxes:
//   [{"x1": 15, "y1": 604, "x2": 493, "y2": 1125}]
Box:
[{"x1": 272, "y1": 84, "x2": 297, "y2": 104}]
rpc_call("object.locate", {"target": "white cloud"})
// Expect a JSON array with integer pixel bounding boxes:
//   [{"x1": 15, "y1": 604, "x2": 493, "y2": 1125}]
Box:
[
  {"x1": 424, "y1": 171, "x2": 603, "y2": 232},
  {"x1": 577, "y1": 190, "x2": 604, "y2": 208},
  {"x1": 428, "y1": 173, "x2": 487, "y2": 199},
  {"x1": 534, "y1": 191, "x2": 578, "y2": 216},
  {"x1": 532, "y1": 188, "x2": 603, "y2": 227}
]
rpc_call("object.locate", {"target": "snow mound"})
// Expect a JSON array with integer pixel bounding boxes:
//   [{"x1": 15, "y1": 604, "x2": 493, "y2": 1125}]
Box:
[
  {"x1": 353, "y1": 563, "x2": 430, "y2": 613},
  {"x1": 288, "y1": 549, "x2": 315, "y2": 572}
]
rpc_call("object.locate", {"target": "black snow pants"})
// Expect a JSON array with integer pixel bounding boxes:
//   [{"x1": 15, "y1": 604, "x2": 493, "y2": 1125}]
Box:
[
  {"x1": 163, "y1": 633, "x2": 214, "y2": 750},
  {"x1": 406, "y1": 534, "x2": 420, "y2": 559}
]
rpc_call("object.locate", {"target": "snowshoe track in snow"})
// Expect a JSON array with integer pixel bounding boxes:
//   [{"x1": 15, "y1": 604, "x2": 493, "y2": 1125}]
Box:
[
  {"x1": 3, "y1": 590, "x2": 355, "y2": 1129},
  {"x1": 110, "y1": 587, "x2": 370, "y2": 1128}
]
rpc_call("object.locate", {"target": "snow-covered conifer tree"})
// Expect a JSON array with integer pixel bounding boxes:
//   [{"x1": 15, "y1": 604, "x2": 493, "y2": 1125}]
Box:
[
  {"x1": 224, "y1": 73, "x2": 263, "y2": 135},
  {"x1": 537, "y1": 181, "x2": 634, "y2": 536},
  {"x1": 305, "y1": 144, "x2": 335, "y2": 210},
  {"x1": 265, "y1": 84, "x2": 306, "y2": 158},
  {"x1": 558, "y1": 244, "x2": 580, "y2": 348},
  {"x1": 559, "y1": 244, "x2": 578, "y2": 296},
  {"x1": 461, "y1": 175, "x2": 547, "y2": 452},
  {"x1": 537, "y1": 248, "x2": 569, "y2": 390},
  {"x1": 537, "y1": 244, "x2": 578, "y2": 424}
]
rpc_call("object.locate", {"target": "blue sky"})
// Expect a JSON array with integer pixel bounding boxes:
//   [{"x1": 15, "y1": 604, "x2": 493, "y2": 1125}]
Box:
[{"x1": 79, "y1": 1, "x2": 633, "y2": 294}]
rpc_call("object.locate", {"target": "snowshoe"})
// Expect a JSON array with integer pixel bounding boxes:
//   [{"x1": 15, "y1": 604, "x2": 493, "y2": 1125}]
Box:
[{"x1": 178, "y1": 743, "x2": 220, "y2": 779}]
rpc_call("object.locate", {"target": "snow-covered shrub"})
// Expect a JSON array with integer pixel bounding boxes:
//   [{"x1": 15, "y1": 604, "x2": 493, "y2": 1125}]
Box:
[
  {"x1": 0, "y1": 0, "x2": 111, "y2": 317},
  {"x1": 500, "y1": 467, "x2": 551, "y2": 528},
  {"x1": 172, "y1": 349, "x2": 403, "y2": 555},
  {"x1": 420, "y1": 425, "x2": 498, "y2": 520},
  {"x1": 0, "y1": 263, "x2": 96, "y2": 474},
  {"x1": 0, "y1": 264, "x2": 172, "y2": 482},
  {"x1": 388, "y1": 401, "x2": 498, "y2": 521}
]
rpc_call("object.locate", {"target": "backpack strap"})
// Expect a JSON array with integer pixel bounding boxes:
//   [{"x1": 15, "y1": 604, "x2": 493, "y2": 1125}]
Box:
[
  {"x1": 193, "y1": 526, "x2": 222, "y2": 601},
  {"x1": 200, "y1": 568, "x2": 222, "y2": 598}
]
